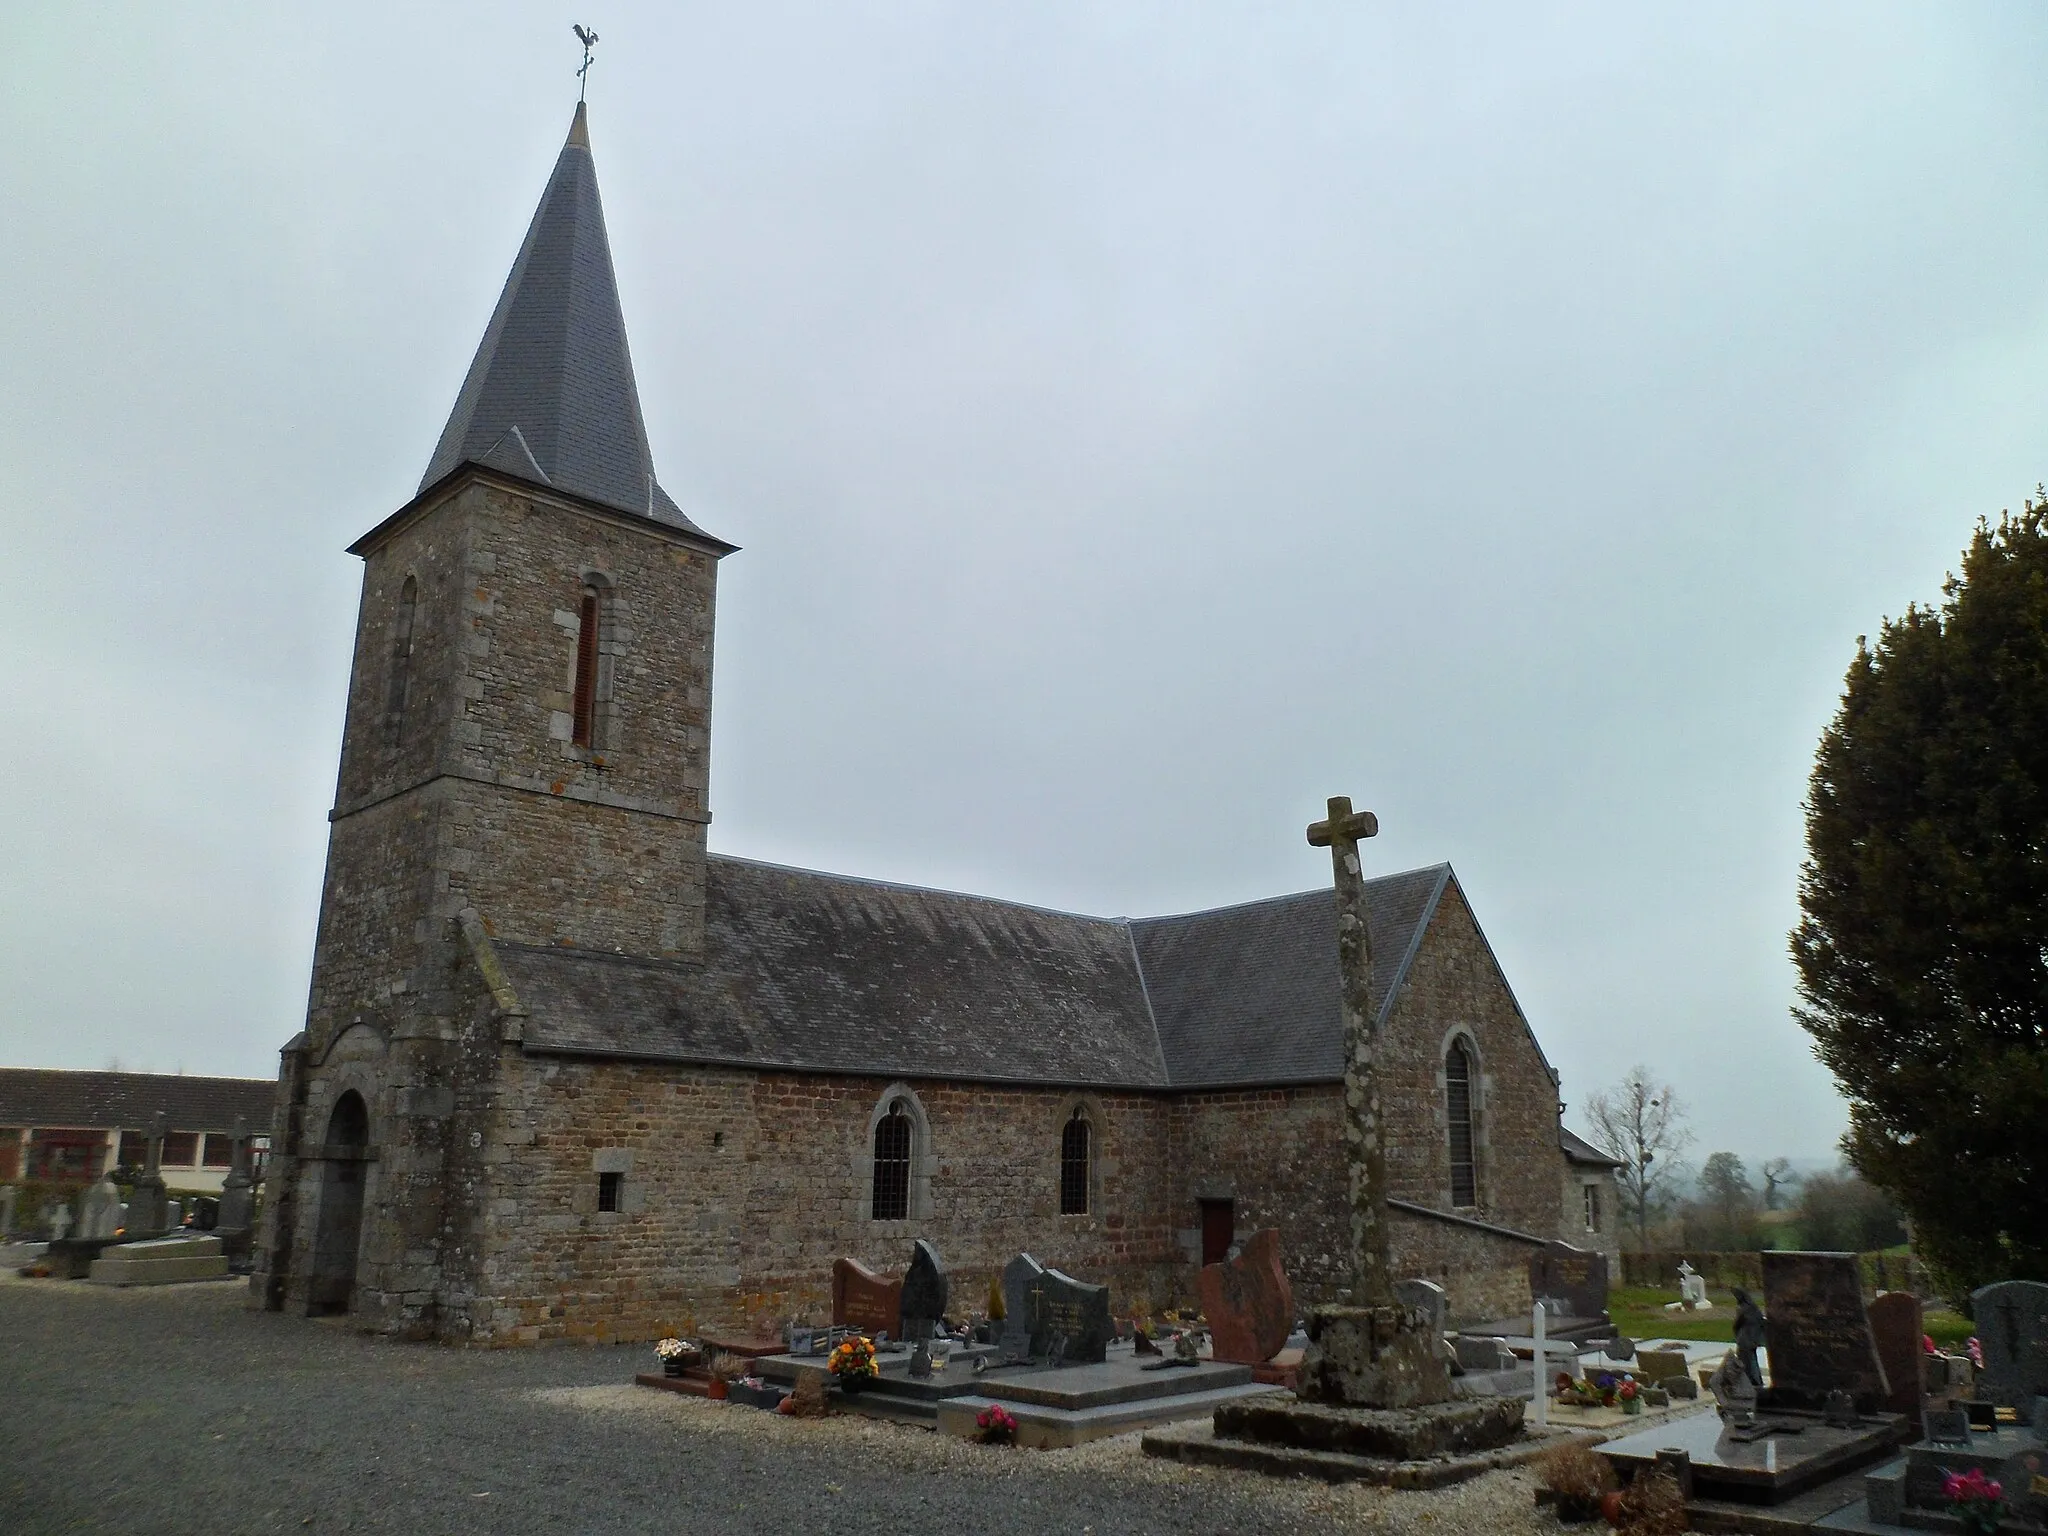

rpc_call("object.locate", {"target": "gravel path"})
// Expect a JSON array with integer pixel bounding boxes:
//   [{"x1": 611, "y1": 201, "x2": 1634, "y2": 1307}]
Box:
[{"x1": 1, "y1": 1275, "x2": 1562, "y2": 1536}]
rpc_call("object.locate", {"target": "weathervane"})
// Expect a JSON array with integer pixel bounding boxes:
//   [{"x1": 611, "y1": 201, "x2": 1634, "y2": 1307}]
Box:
[{"x1": 573, "y1": 24, "x2": 599, "y2": 103}]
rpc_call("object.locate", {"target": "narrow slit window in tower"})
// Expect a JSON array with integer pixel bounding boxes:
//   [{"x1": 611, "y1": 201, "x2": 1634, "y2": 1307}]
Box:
[
  {"x1": 386, "y1": 576, "x2": 417, "y2": 742},
  {"x1": 572, "y1": 588, "x2": 600, "y2": 746}
]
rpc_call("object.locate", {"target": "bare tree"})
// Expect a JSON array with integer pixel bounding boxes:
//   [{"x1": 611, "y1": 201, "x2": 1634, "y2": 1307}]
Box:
[
  {"x1": 1584, "y1": 1066, "x2": 1693, "y2": 1250},
  {"x1": 1760, "y1": 1157, "x2": 1798, "y2": 1212}
]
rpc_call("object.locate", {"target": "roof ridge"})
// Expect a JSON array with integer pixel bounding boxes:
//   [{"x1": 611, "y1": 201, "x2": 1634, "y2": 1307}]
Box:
[
  {"x1": 707, "y1": 852, "x2": 1127, "y2": 926},
  {"x1": 1131, "y1": 862, "x2": 1453, "y2": 928}
]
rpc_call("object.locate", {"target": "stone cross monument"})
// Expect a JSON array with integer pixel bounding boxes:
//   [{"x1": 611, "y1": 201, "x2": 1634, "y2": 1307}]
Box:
[
  {"x1": 1307, "y1": 795, "x2": 1394, "y2": 1308},
  {"x1": 1297, "y1": 795, "x2": 1454, "y2": 1409}
]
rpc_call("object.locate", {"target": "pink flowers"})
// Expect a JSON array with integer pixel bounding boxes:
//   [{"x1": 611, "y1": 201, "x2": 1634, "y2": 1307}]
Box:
[
  {"x1": 1967, "y1": 1335, "x2": 1985, "y2": 1369},
  {"x1": 975, "y1": 1402, "x2": 1018, "y2": 1445},
  {"x1": 1943, "y1": 1467, "x2": 2003, "y2": 1505}
]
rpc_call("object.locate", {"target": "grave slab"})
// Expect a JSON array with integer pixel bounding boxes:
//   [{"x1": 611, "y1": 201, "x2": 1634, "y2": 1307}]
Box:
[
  {"x1": 1598, "y1": 1404, "x2": 1900, "y2": 1503},
  {"x1": 87, "y1": 1234, "x2": 230, "y2": 1287}
]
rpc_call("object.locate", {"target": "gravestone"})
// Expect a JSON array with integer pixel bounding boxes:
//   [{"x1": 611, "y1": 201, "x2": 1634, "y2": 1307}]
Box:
[
  {"x1": 1529, "y1": 1241, "x2": 1609, "y2": 1321},
  {"x1": 999, "y1": 1253, "x2": 1046, "y2": 1360},
  {"x1": 1394, "y1": 1277, "x2": 1447, "y2": 1341},
  {"x1": 1453, "y1": 1335, "x2": 1513, "y2": 1372},
  {"x1": 1867, "y1": 1291, "x2": 1925, "y2": 1419},
  {"x1": 48, "y1": 1201, "x2": 73, "y2": 1241},
  {"x1": 1971, "y1": 1280, "x2": 2048, "y2": 1410},
  {"x1": 1002, "y1": 1251, "x2": 1113, "y2": 1363},
  {"x1": 1677, "y1": 1260, "x2": 1709, "y2": 1309},
  {"x1": 77, "y1": 1174, "x2": 123, "y2": 1241},
  {"x1": 128, "y1": 1112, "x2": 170, "y2": 1238},
  {"x1": 899, "y1": 1240, "x2": 949, "y2": 1340},
  {"x1": 831, "y1": 1257, "x2": 903, "y2": 1338},
  {"x1": 1921, "y1": 1407, "x2": 1972, "y2": 1447},
  {"x1": 1637, "y1": 1347, "x2": 1689, "y2": 1388},
  {"x1": 1999, "y1": 1444, "x2": 2048, "y2": 1526},
  {"x1": 216, "y1": 1118, "x2": 255, "y2": 1234},
  {"x1": 1198, "y1": 1227, "x2": 1293, "y2": 1365},
  {"x1": 1761, "y1": 1251, "x2": 1888, "y2": 1410}
]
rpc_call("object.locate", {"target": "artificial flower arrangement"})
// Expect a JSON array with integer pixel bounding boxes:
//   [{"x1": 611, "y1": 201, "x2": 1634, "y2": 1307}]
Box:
[
  {"x1": 975, "y1": 1403, "x2": 1018, "y2": 1446},
  {"x1": 1555, "y1": 1370, "x2": 1638, "y2": 1410},
  {"x1": 654, "y1": 1336, "x2": 702, "y2": 1376},
  {"x1": 827, "y1": 1334, "x2": 878, "y2": 1382},
  {"x1": 1943, "y1": 1467, "x2": 2005, "y2": 1536}
]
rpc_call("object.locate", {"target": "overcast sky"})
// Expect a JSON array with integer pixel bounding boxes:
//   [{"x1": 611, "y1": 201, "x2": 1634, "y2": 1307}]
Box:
[{"x1": 4, "y1": 5, "x2": 2045, "y2": 1166}]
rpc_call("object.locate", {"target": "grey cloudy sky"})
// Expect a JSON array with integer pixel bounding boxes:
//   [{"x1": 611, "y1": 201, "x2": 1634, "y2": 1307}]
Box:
[{"x1": 4, "y1": 5, "x2": 2044, "y2": 1165}]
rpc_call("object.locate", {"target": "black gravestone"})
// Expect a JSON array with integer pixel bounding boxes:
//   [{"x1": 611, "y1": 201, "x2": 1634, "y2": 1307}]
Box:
[
  {"x1": 1000, "y1": 1252, "x2": 1112, "y2": 1364},
  {"x1": 1762, "y1": 1251, "x2": 1888, "y2": 1412},
  {"x1": 1529, "y1": 1241, "x2": 1610, "y2": 1321},
  {"x1": 1971, "y1": 1281, "x2": 2048, "y2": 1411},
  {"x1": 999, "y1": 1254, "x2": 1045, "y2": 1362},
  {"x1": 900, "y1": 1239, "x2": 949, "y2": 1339}
]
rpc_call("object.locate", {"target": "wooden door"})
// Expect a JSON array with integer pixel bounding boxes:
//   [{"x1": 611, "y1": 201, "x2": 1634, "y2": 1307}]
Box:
[{"x1": 1199, "y1": 1199, "x2": 1235, "y2": 1267}]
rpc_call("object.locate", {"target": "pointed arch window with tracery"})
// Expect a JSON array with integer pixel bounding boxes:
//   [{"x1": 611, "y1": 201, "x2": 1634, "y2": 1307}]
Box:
[
  {"x1": 1059, "y1": 1107, "x2": 1091, "y2": 1216},
  {"x1": 1446, "y1": 1039, "x2": 1478, "y2": 1207},
  {"x1": 871, "y1": 1100, "x2": 912, "y2": 1221}
]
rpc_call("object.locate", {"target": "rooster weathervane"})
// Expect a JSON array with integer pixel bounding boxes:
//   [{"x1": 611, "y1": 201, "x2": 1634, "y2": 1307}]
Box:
[{"x1": 573, "y1": 24, "x2": 599, "y2": 103}]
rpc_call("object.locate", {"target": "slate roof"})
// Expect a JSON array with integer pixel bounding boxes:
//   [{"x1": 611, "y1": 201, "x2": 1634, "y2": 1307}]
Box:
[
  {"x1": 506, "y1": 855, "x2": 1467, "y2": 1091},
  {"x1": 419, "y1": 104, "x2": 718, "y2": 542},
  {"x1": 1131, "y1": 866, "x2": 1452, "y2": 1088},
  {"x1": 1560, "y1": 1126, "x2": 1624, "y2": 1167},
  {"x1": 0, "y1": 1070, "x2": 274, "y2": 1133}
]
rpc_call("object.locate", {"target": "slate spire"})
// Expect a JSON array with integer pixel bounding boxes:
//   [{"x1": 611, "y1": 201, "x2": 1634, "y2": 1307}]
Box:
[{"x1": 422, "y1": 103, "x2": 712, "y2": 537}]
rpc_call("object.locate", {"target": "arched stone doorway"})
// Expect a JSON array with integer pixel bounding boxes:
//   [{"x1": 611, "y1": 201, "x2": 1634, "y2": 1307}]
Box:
[{"x1": 309, "y1": 1090, "x2": 370, "y2": 1315}]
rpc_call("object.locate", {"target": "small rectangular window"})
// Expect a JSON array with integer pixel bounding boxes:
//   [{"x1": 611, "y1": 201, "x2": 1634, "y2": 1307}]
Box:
[
  {"x1": 117, "y1": 1130, "x2": 147, "y2": 1169},
  {"x1": 597, "y1": 1170, "x2": 622, "y2": 1213},
  {"x1": 202, "y1": 1134, "x2": 234, "y2": 1168},
  {"x1": 162, "y1": 1131, "x2": 200, "y2": 1167},
  {"x1": 1583, "y1": 1182, "x2": 1601, "y2": 1233}
]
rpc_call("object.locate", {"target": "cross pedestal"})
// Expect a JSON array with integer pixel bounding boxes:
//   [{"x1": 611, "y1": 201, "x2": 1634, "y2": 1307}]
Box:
[{"x1": 1296, "y1": 795, "x2": 1454, "y2": 1410}]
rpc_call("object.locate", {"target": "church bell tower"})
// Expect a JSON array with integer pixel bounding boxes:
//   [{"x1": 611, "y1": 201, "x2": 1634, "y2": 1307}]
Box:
[{"x1": 255, "y1": 104, "x2": 733, "y2": 1331}]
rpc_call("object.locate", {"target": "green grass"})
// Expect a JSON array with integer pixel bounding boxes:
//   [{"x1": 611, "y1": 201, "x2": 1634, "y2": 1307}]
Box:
[
  {"x1": 1607, "y1": 1286, "x2": 1735, "y2": 1344},
  {"x1": 1924, "y1": 1309, "x2": 1973, "y2": 1348},
  {"x1": 1606, "y1": 1285, "x2": 1976, "y2": 1351}
]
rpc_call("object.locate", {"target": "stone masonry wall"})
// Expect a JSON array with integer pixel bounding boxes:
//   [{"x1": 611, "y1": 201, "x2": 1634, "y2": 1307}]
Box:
[{"x1": 455, "y1": 1055, "x2": 1185, "y2": 1345}]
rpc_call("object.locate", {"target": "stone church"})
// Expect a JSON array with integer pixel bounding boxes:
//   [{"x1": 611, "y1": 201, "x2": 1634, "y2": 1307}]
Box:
[{"x1": 253, "y1": 105, "x2": 1616, "y2": 1344}]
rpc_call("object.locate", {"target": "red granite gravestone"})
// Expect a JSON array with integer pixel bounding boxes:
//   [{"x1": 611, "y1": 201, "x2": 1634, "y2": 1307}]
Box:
[
  {"x1": 831, "y1": 1257, "x2": 902, "y2": 1338},
  {"x1": 1867, "y1": 1290, "x2": 1924, "y2": 1419},
  {"x1": 1198, "y1": 1227, "x2": 1293, "y2": 1365}
]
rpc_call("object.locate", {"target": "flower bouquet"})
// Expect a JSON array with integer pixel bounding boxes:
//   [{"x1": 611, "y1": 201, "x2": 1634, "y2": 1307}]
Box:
[
  {"x1": 1617, "y1": 1378, "x2": 1642, "y2": 1415},
  {"x1": 654, "y1": 1336, "x2": 700, "y2": 1378},
  {"x1": 828, "y1": 1334, "x2": 878, "y2": 1393},
  {"x1": 976, "y1": 1402, "x2": 1018, "y2": 1446},
  {"x1": 1943, "y1": 1467, "x2": 2005, "y2": 1536}
]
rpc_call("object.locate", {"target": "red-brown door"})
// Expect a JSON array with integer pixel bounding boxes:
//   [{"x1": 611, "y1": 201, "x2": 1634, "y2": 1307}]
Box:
[{"x1": 1199, "y1": 1199, "x2": 1235, "y2": 1267}]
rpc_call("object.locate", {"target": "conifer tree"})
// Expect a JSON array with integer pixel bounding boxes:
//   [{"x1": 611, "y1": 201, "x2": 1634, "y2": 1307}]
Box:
[{"x1": 1793, "y1": 499, "x2": 2048, "y2": 1294}]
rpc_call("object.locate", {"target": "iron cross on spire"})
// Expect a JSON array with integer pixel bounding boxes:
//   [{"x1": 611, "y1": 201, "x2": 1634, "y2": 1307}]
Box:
[
  {"x1": 572, "y1": 24, "x2": 599, "y2": 103},
  {"x1": 1306, "y1": 795, "x2": 1394, "y2": 1306}
]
